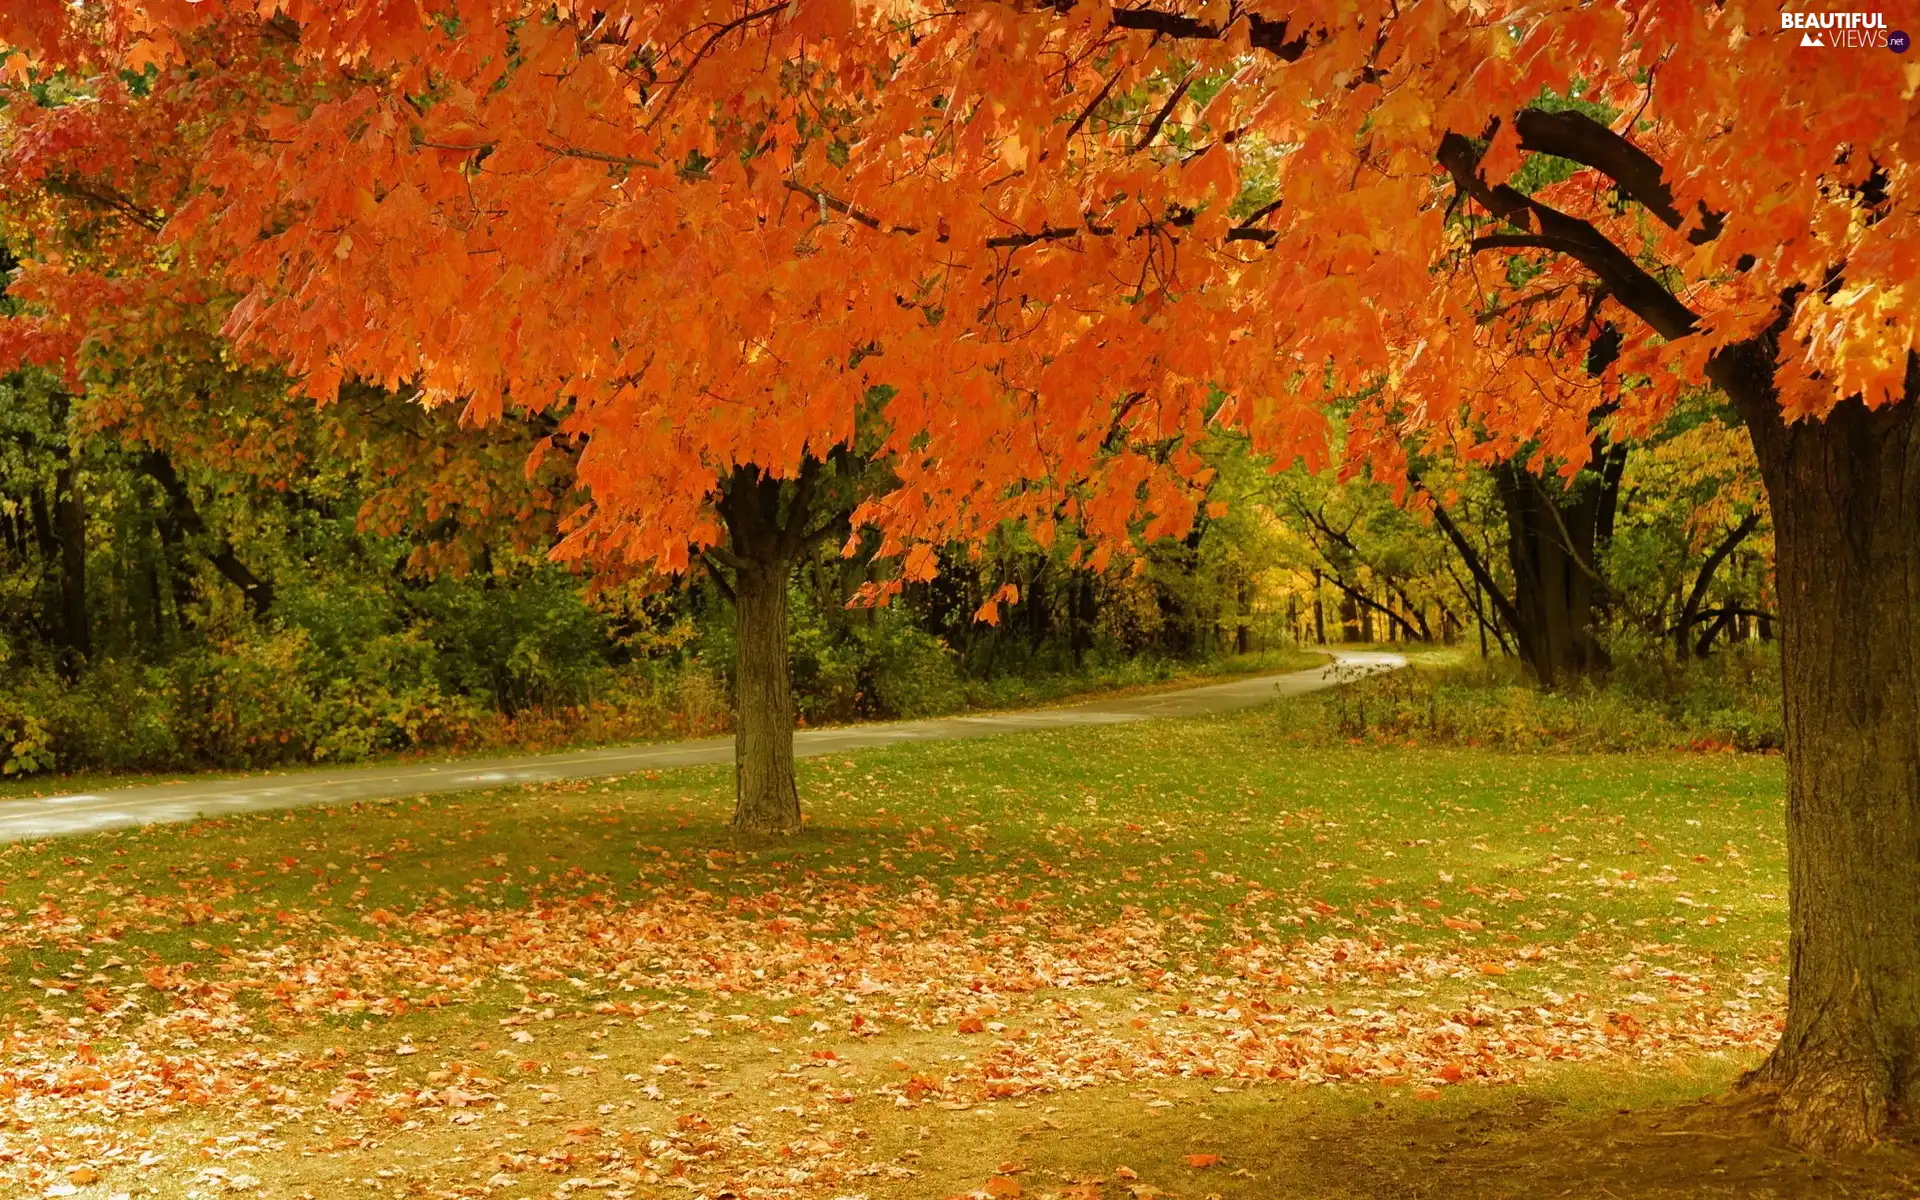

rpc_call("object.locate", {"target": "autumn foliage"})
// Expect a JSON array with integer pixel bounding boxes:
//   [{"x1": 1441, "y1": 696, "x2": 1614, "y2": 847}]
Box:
[{"x1": 6, "y1": 0, "x2": 1920, "y2": 1151}]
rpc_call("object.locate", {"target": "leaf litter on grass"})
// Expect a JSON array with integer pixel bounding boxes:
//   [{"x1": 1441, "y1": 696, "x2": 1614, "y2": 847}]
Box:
[{"x1": 0, "y1": 723, "x2": 1795, "y2": 1197}]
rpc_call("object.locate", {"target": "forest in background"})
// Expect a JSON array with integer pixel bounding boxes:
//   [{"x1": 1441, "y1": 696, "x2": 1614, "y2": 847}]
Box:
[{"x1": 0, "y1": 349, "x2": 1779, "y2": 777}]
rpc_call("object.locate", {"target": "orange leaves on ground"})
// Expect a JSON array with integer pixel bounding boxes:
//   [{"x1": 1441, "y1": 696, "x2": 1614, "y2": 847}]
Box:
[{"x1": 1184, "y1": 1152, "x2": 1224, "y2": 1167}]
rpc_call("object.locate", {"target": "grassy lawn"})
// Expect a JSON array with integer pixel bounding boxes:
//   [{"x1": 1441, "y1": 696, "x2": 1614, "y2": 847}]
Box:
[{"x1": 6, "y1": 700, "x2": 1907, "y2": 1198}]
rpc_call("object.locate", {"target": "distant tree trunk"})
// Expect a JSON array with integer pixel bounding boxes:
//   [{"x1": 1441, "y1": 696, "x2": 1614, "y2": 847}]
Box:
[
  {"x1": 1425, "y1": 330, "x2": 1626, "y2": 687},
  {"x1": 1732, "y1": 385, "x2": 1920, "y2": 1149},
  {"x1": 1311, "y1": 572, "x2": 1326, "y2": 644},
  {"x1": 52, "y1": 463, "x2": 90, "y2": 671},
  {"x1": 140, "y1": 452, "x2": 273, "y2": 618},
  {"x1": 152, "y1": 509, "x2": 197, "y2": 631},
  {"x1": 1068, "y1": 573, "x2": 1095, "y2": 666},
  {"x1": 1235, "y1": 575, "x2": 1252, "y2": 654},
  {"x1": 1490, "y1": 461, "x2": 1615, "y2": 686},
  {"x1": 1475, "y1": 578, "x2": 1489, "y2": 658}
]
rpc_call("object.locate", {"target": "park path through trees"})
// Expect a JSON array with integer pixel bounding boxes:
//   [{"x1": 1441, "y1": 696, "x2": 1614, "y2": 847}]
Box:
[{"x1": 0, "y1": 651, "x2": 1403, "y2": 842}]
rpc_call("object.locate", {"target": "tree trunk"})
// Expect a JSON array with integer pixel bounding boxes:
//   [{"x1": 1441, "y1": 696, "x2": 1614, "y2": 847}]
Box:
[
  {"x1": 141, "y1": 452, "x2": 273, "y2": 617},
  {"x1": 53, "y1": 463, "x2": 90, "y2": 671},
  {"x1": 1475, "y1": 578, "x2": 1489, "y2": 658},
  {"x1": 1493, "y1": 462, "x2": 1612, "y2": 687},
  {"x1": 731, "y1": 560, "x2": 802, "y2": 834},
  {"x1": 1737, "y1": 392, "x2": 1920, "y2": 1149},
  {"x1": 711, "y1": 462, "x2": 837, "y2": 836}
]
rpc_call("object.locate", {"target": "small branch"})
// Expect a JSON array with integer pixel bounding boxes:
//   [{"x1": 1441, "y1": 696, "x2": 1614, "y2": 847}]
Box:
[
  {"x1": 782, "y1": 180, "x2": 922, "y2": 235},
  {"x1": 1132, "y1": 72, "x2": 1193, "y2": 154},
  {"x1": 646, "y1": 2, "x2": 791, "y2": 131},
  {"x1": 1062, "y1": 68, "x2": 1125, "y2": 144},
  {"x1": 540, "y1": 143, "x2": 660, "y2": 169},
  {"x1": 700, "y1": 551, "x2": 739, "y2": 602}
]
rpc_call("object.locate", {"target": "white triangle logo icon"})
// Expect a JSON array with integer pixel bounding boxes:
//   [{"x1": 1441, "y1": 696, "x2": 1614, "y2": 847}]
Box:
[{"x1": 1801, "y1": 30, "x2": 1825, "y2": 46}]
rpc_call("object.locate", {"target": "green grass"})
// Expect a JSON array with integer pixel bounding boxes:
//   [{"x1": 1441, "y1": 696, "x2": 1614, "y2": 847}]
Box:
[{"x1": 0, "y1": 701, "x2": 1805, "y2": 1198}]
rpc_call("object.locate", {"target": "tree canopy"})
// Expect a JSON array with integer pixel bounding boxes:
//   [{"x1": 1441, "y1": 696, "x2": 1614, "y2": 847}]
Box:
[{"x1": 7, "y1": 0, "x2": 1920, "y2": 1151}]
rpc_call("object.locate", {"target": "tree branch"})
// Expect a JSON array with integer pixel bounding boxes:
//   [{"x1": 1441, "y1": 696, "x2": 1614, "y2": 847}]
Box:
[
  {"x1": 139, "y1": 451, "x2": 274, "y2": 617},
  {"x1": 1418, "y1": 481, "x2": 1523, "y2": 637},
  {"x1": 1132, "y1": 72, "x2": 1193, "y2": 154},
  {"x1": 700, "y1": 551, "x2": 739, "y2": 602},
  {"x1": 776, "y1": 454, "x2": 821, "y2": 560},
  {"x1": 1675, "y1": 510, "x2": 1762, "y2": 646},
  {"x1": 1105, "y1": 6, "x2": 1311, "y2": 60},
  {"x1": 646, "y1": 2, "x2": 791, "y2": 131},
  {"x1": 1512, "y1": 108, "x2": 1724, "y2": 244},
  {"x1": 1438, "y1": 130, "x2": 1700, "y2": 341}
]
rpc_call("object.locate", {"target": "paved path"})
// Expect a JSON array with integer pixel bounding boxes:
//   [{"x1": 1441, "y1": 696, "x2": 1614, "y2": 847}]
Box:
[{"x1": 0, "y1": 650, "x2": 1403, "y2": 842}]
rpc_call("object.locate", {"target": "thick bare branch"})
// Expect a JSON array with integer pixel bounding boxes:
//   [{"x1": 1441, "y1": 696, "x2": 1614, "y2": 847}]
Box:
[
  {"x1": 1438, "y1": 131, "x2": 1700, "y2": 341},
  {"x1": 1512, "y1": 108, "x2": 1724, "y2": 244}
]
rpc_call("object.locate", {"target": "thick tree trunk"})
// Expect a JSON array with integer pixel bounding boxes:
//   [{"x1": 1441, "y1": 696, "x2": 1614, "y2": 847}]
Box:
[
  {"x1": 1736, "y1": 392, "x2": 1920, "y2": 1148},
  {"x1": 712, "y1": 462, "x2": 838, "y2": 836},
  {"x1": 731, "y1": 560, "x2": 802, "y2": 834}
]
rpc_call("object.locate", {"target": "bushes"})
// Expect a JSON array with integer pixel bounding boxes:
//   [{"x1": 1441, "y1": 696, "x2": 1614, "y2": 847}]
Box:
[
  {"x1": 0, "y1": 549, "x2": 1314, "y2": 779},
  {"x1": 707, "y1": 590, "x2": 963, "y2": 726},
  {"x1": 1294, "y1": 646, "x2": 1782, "y2": 753}
]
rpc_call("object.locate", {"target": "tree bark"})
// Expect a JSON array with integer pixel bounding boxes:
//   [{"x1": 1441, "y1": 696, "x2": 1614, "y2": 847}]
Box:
[
  {"x1": 1733, "y1": 389, "x2": 1920, "y2": 1149},
  {"x1": 1492, "y1": 462, "x2": 1612, "y2": 687},
  {"x1": 730, "y1": 558, "x2": 802, "y2": 834},
  {"x1": 52, "y1": 463, "x2": 90, "y2": 671},
  {"x1": 712, "y1": 462, "x2": 835, "y2": 836}
]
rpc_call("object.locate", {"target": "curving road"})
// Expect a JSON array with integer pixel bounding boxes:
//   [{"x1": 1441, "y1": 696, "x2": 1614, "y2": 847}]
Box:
[{"x1": 0, "y1": 650, "x2": 1403, "y2": 842}]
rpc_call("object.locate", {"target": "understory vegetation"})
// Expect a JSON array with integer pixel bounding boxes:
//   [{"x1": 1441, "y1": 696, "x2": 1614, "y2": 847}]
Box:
[
  {"x1": 0, "y1": 459, "x2": 1308, "y2": 779},
  {"x1": 1295, "y1": 646, "x2": 1782, "y2": 754}
]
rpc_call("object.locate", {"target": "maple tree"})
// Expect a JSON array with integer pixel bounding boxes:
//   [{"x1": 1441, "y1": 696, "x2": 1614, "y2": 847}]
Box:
[{"x1": 4, "y1": 0, "x2": 1918, "y2": 1147}]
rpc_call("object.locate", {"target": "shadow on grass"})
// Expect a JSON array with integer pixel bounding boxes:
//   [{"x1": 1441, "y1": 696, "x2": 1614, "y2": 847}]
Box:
[{"x1": 940, "y1": 1071, "x2": 1920, "y2": 1199}]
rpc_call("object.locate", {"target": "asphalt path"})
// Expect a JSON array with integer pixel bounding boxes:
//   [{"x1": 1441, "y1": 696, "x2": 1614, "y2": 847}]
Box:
[{"x1": 0, "y1": 649, "x2": 1404, "y2": 842}]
